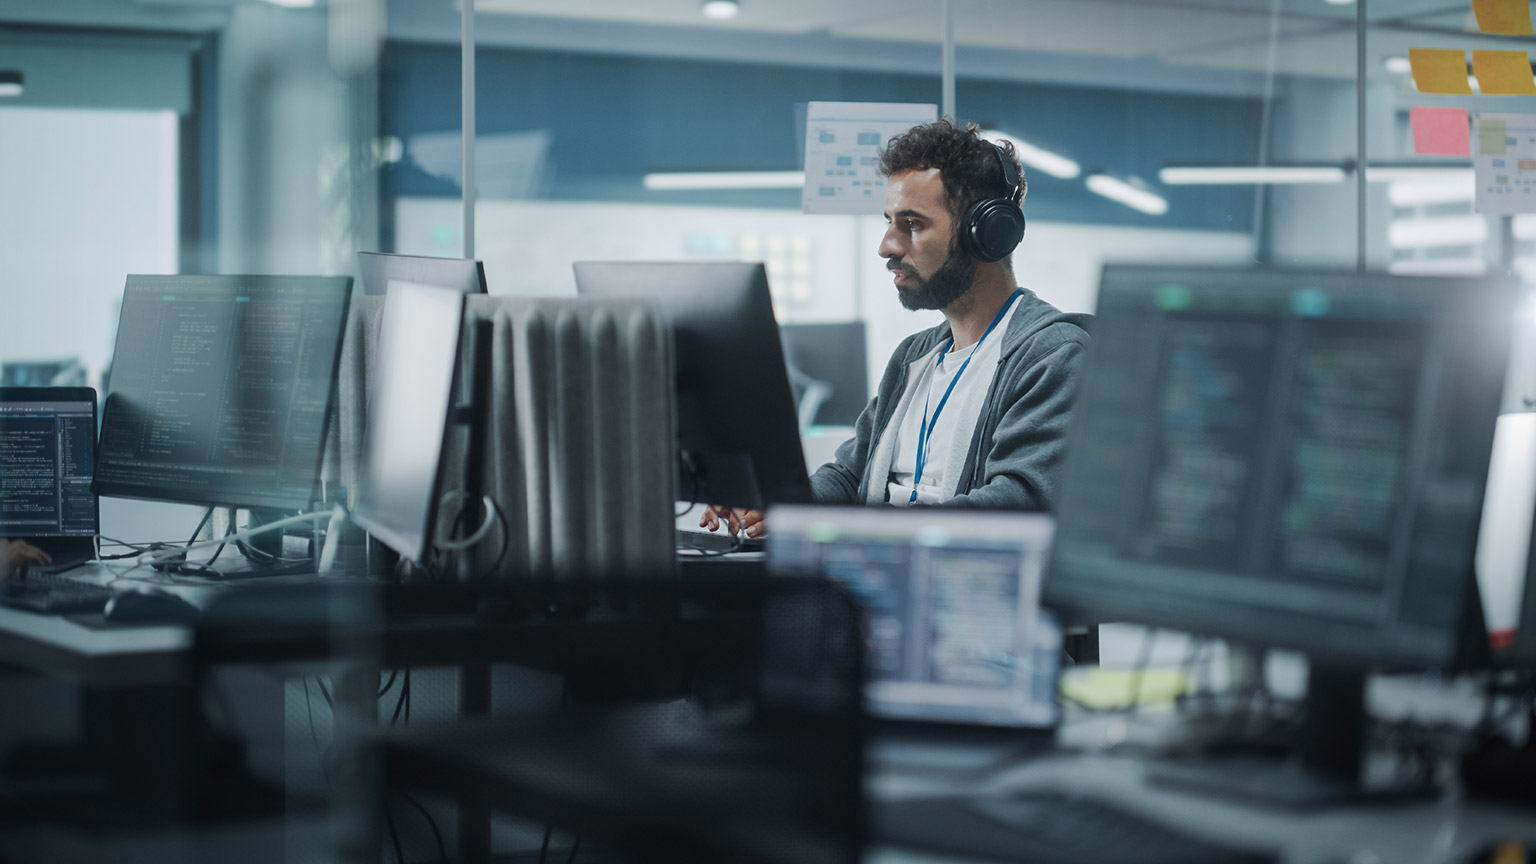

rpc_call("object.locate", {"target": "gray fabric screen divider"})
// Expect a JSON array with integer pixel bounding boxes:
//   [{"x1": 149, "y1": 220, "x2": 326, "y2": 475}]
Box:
[{"x1": 326, "y1": 294, "x2": 677, "y2": 579}]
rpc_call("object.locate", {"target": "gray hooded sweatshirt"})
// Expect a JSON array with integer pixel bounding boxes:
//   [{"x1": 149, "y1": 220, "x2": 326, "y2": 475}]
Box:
[{"x1": 808, "y1": 288, "x2": 1091, "y2": 511}]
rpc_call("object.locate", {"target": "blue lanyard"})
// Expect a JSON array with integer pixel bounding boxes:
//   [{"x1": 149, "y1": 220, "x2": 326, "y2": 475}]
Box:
[{"x1": 909, "y1": 289, "x2": 1023, "y2": 504}]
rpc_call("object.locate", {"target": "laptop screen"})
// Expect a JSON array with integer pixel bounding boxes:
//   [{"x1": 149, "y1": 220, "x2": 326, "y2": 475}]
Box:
[
  {"x1": 768, "y1": 506, "x2": 1060, "y2": 729},
  {"x1": 0, "y1": 388, "x2": 99, "y2": 539}
]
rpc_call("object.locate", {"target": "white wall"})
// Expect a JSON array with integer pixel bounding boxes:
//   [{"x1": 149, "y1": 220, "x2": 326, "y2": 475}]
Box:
[
  {"x1": 399, "y1": 197, "x2": 1256, "y2": 394},
  {"x1": 0, "y1": 106, "x2": 179, "y2": 377}
]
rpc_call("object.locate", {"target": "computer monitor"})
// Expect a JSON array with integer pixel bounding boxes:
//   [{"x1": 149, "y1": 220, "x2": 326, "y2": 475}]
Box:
[
  {"x1": 779, "y1": 322, "x2": 869, "y2": 429},
  {"x1": 1046, "y1": 265, "x2": 1515, "y2": 792},
  {"x1": 357, "y1": 251, "x2": 487, "y2": 296},
  {"x1": 350, "y1": 283, "x2": 466, "y2": 566},
  {"x1": 95, "y1": 275, "x2": 353, "y2": 510},
  {"x1": 573, "y1": 262, "x2": 812, "y2": 510},
  {"x1": 769, "y1": 505, "x2": 1061, "y2": 730},
  {"x1": 0, "y1": 387, "x2": 99, "y2": 564}
]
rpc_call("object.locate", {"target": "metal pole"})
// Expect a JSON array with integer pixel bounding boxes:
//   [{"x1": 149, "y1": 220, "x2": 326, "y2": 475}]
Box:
[
  {"x1": 941, "y1": 0, "x2": 955, "y2": 121},
  {"x1": 462, "y1": 0, "x2": 476, "y2": 259},
  {"x1": 1250, "y1": 0, "x2": 1283, "y2": 264},
  {"x1": 1356, "y1": 0, "x2": 1367, "y2": 272}
]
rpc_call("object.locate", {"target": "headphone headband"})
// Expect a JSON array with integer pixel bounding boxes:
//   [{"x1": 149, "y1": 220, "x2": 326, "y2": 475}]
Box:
[{"x1": 990, "y1": 141, "x2": 1021, "y2": 203}]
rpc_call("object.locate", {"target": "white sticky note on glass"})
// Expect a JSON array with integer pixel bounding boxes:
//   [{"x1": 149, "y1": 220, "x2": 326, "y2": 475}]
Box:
[
  {"x1": 802, "y1": 102, "x2": 938, "y2": 215},
  {"x1": 1474, "y1": 113, "x2": 1536, "y2": 214}
]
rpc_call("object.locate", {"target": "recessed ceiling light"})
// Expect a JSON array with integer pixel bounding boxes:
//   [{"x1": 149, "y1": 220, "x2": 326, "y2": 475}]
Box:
[
  {"x1": 0, "y1": 70, "x2": 22, "y2": 98},
  {"x1": 1383, "y1": 56, "x2": 1411, "y2": 74},
  {"x1": 703, "y1": 0, "x2": 740, "y2": 19}
]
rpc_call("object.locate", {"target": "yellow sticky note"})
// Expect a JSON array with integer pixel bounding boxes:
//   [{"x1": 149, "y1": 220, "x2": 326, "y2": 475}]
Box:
[
  {"x1": 1481, "y1": 116, "x2": 1508, "y2": 155},
  {"x1": 1473, "y1": 50, "x2": 1536, "y2": 95},
  {"x1": 1474, "y1": 0, "x2": 1535, "y2": 35},
  {"x1": 1059, "y1": 668, "x2": 1188, "y2": 709},
  {"x1": 1410, "y1": 49, "x2": 1473, "y2": 95}
]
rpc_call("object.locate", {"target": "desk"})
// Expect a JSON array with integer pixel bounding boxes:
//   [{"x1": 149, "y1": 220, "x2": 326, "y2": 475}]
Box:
[
  {"x1": 0, "y1": 562, "x2": 299, "y2": 853},
  {"x1": 865, "y1": 710, "x2": 1536, "y2": 864},
  {"x1": 0, "y1": 563, "x2": 192, "y2": 687}
]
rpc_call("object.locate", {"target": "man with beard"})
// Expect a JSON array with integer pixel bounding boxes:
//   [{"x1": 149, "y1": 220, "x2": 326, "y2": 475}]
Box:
[{"x1": 703, "y1": 119, "x2": 1090, "y2": 538}]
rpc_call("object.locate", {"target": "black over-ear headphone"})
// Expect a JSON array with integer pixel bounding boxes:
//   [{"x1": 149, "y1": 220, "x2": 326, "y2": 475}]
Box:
[{"x1": 959, "y1": 142, "x2": 1026, "y2": 263}]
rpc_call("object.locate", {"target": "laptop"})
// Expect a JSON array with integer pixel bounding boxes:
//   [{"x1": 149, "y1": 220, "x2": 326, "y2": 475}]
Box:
[
  {"x1": 0, "y1": 387, "x2": 100, "y2": 574},
  {"x1": 766, "y1": 506, "x2": 1062, "y2": 747}
]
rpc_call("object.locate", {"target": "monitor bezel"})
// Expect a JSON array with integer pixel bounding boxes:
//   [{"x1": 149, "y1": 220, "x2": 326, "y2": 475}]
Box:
[
  {"x1": 348, "y1": 282, "x2": 467, "y2": 566},
  {"x1": 573, "y1": 261, "x2": 813, "y2": 510},
  {"x1": 0, "y1": 385, "x2": 101, "y2": 540},
  {"x1": 93, "y1": 274, "x2": 354, "y2": 512},
  {"x1": 357, "y1": 251, "x2": 488, "y2": 296},
  {"x1": 1045, "y1": 264, "x2": 1518, "y2": 672}
]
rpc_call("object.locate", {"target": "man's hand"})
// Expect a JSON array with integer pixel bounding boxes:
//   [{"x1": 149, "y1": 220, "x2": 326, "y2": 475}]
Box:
[
  {"x1": 0, "y1": 539, "x2": 51, "y2": 580},
  {"x1": 699, "y1": 506, "x2": 767, "y2": 539}
]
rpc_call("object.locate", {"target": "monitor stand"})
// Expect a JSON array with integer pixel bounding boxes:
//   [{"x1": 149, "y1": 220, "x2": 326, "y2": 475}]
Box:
[{"x1": 1145, "y1": 665, "x2": 1433, "y2": 809}]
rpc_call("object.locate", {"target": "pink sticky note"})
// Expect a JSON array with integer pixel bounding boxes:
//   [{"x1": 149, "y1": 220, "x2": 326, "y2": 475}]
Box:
[{"x1": 1411, "y1": 106, "x2": 1471, "y2": 156}]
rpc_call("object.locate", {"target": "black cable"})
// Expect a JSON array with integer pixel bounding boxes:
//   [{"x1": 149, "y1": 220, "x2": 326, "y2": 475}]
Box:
[
  {"x1": 564, "y1": 836, "x2": 582, "y2": 864},
  {"x1": 301, "y1": 679, "x2": 332, "y2": 791},
  {"x1": 187, "y1": 507, "x2": 214, "y2": 546},
  {"x1": 486, "y1": 498, "x2": 510, "y2": 575},
  {"x1": 384, "y1": 804, "x2": 405, "y2": 864},
  {"x1": 397, "y1": 791, "x2": 448, "y2": 864},
  {"x1": 316, "y1": 676, "x2": 335, "y2": 711},
  {"x1": 390, "y1": 670, "x2": 409, "y2": 727},
  {"x1": 539, "y1": 824, "x2": 553, "y2": 864},
  {"x1": 378, "y1": 668, "x2": 400, "y2": 699},
  {"x1": 404, "y1": 668, "x2": 412, "y2": 725}
]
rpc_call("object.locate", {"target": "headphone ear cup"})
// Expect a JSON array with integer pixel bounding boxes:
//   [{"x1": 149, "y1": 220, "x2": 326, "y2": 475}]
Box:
[{"x1": 962, "y1": 198, "x2": 1026, "y2": 263}]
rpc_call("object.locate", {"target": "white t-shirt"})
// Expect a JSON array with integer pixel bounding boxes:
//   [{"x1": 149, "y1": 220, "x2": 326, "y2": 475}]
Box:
[{"x1": 886, "y1": 299, "x2": 1021, "y2": 506}]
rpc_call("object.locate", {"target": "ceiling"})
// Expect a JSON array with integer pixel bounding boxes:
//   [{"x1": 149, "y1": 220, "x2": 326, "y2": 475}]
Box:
[{"x1": 1, "y1": 0, "x2": 1527, "y2": 86}]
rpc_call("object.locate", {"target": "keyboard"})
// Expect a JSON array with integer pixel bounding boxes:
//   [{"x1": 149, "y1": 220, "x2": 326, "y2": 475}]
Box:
[
  {"x1": 675, "y1": 529, "x2": 765, "y2": 554},
  {"x1": 875, "y1": 793, "x2": 1273, "y2": 864},
  {"x1": 0, "y1": 572, "x2": 118, "y2": 614}
]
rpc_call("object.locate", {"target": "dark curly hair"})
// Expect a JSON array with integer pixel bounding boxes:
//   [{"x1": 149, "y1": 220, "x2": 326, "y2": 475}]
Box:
[{"x1": 878, "y1": 119, "x2": 1025, "y2": 229}]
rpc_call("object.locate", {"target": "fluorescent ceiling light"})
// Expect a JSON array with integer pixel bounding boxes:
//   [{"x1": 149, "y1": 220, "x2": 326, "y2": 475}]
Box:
[
  {"x1": 1389, "y1": 259, "x2": 1486, "y2": 276},
  {"x1": 1388, "y1": 215, "x2": 1487, "y2": 249},
  {"x1": 702, "y1": 0, "x2": 740, "y2": 19},
  {"x1": 1159, "y1": 165, "x2": 1348, "y2": 185},
  {"x1": 1085, "y1": 173, "x2": 1168, "y2": 215},
  {"x1": 1324, "y1": 0, "x2": 1355, "y2": 4},
  {"x1": 643, "y1": 170, "x2": 804, "y2": 190},
  {"x1": 1366, "y1": 166, "x2": 1472, "y2": 183},
  {"x1": 982, "y1": 130, "x2": 1080, "y2": 179},
  {"x1": 1384, "y1": 56, "x2": 1412, "y2": 74},
  {"x1": 1387, "y1": 171, "x2": 1475, "y2": 207},
  {"x1": 263, "y1": 0, "x2": 316, "y2": 7}
]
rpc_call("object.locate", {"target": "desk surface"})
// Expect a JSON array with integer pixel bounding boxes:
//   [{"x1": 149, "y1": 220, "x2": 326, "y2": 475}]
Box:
[
  {"x1": 0, "y1": 561, "x2": 329, "y2": 687},
  {"x1": 866, "y1": 716, "x2": 1536, "y2": 864}
]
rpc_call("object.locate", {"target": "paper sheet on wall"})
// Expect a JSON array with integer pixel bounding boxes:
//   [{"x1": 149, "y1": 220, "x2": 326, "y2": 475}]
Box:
[
  {"x1": 802, "y1": 102, "x2": 938, "y2": 215},
  {"x1": 1474, "y1": 113, "x2": 1536, "y2": 214}
]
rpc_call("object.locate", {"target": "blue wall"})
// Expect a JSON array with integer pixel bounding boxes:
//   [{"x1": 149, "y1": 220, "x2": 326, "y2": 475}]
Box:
[{"x1": 380, "y1": 42, "x2": 1261, "y2": 233}]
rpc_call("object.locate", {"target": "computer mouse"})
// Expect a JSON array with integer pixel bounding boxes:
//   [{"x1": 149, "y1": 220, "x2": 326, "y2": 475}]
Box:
[{"x1": 103, "y1": 588, "x2": 201, "y2": 623}]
